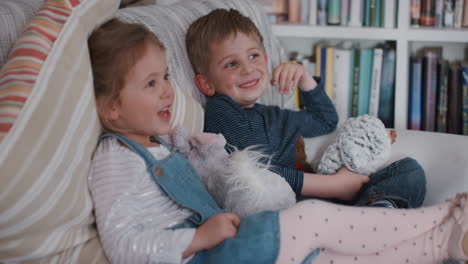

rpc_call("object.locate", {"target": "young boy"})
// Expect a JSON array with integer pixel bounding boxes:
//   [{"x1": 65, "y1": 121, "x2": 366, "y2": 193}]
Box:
[{"x1": 186, "y1": 8, "x2": 426, "y2": 208}]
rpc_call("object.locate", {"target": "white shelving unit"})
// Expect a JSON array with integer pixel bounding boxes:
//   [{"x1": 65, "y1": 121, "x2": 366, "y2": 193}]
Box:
[{"x1": 272, "y1": 1, "x2": 468, "y2": 129}]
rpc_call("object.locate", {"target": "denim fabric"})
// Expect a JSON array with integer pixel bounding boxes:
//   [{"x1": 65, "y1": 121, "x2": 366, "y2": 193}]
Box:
[
  {"x1": 353, "y1": 157, "x2": 427, "y2": 208},
  {"x1": 100, "y1": 134, "x2": 282, "y2": 264}
]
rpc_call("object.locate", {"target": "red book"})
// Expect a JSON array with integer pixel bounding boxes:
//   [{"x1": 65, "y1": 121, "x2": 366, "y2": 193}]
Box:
[{"x1": 420, "y1": 0, "x2": 436, "y2": 26}]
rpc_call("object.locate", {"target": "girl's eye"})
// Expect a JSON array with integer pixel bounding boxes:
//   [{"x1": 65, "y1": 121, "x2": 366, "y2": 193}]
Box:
[
  {"x1": 225, "y1": 61, "x2": 236, "y2": 68},
  {"x1": 164, "y1": 73, "x2": 170, "y2": 80},
  {"x1": 147, "y1": 80, "x2": 156, "y2": 87}
]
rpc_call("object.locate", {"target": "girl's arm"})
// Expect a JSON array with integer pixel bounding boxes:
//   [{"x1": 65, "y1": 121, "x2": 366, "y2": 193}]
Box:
[{"x1": 89, "y1": 140, "x2": 197, "y2": 263}]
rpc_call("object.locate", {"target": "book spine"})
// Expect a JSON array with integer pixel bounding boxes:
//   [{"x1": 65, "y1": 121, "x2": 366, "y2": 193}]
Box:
[
  {"x1": 309, "y1": 0, "x2": 318, "y2": 25},
  {"x1": 408, "y1": 57, "x2": 423, "y2": 130},
  {"x1": 325, "y1": 46, "x2": 335, "y2": 99},
  {"x1": 321, "y1": 46, "x2": 327, "y2": 81},
  {"x1": 378, "y1": 48, "x2": 396, "y2": 128},
  {"x1": 420, "y1": 0, "x2": 436, "y2": 26},
  {"x1": 348, "y1": 49, "x2": 356, "y2": 116},
  {"x1": 341, "y1": 0, "x2": 350, "y2": 26},
  {"x1": 411, "y1": 0, "x2": 421, "y2": 26},
  {"x1": 333, "y1": 48, "x2": 352, "y2": 124},
  {"x1": 448, "y1": 62, "x2": 461, "y2": 134},
  {"x1": 422, "y1": 50, "x2": 439, "y2": 131},
  {"x1": 369, "y1": 0, "x2": 377, "y2": 26},
  {"x1": 369, "y1": 48, "x2": 383, "y2": 116},
  {"x1": 351, "y1": 49, "x2": 361, "y2": 117},
  {"x1": 462, "y1": 62, "x2": 468, "y2": 135},
  {"x1": 444, "y1": 0, "x2": 455, "y2": 27},
  {"x1": 357, "y1": 48, "x2": 374, "y2": 115},
  {"x1": 375, "y1": 0, "x2": 382, "y2": 27},
  {"x1": 349, "y1": 0, "x2": 363, "y2": 26},
  {"x1": 436, "y1": 60, "x2": 449, "y2": 132},
  {"x1": 315, "y1": 44, "x2": 322, "y2": 76},
  {"x1": 301, "y1": 0, "x2": 310, "y2": 24},
  {"x1": 288, "y1": 0, "x2": 301, "y2": 23},
  {"x1": 383, "y1": 0, "x2": 396, "y2": 28},
  {"x1": 454, "y1": 0, "x2": 464, "y2": 27},
  {"x1": 318, "y1": 0, "x2": 328, "y2": 25},
  {"x1": 462, "y1": 0, "x2": 468, "y2": 26},
  {"x1": 328, "y1": 0, "x2": 341, "y2": 25},
  {"x1": 435, "y1": 0, "x2": 445, "y2": 26},
  {"x1": 364, "y1": 0, "x2": 372, "y2": 26}
]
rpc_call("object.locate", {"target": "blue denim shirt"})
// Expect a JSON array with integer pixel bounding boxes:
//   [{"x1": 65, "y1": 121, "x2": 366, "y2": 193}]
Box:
[{"x1": 99, "y1": 134, "x2": 322, "y2": 263}]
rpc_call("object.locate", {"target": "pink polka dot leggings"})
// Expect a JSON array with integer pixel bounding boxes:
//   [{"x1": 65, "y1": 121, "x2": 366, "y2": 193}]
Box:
[{"x1": 277, "y1": 195, "x2": 468, "y2": 264}]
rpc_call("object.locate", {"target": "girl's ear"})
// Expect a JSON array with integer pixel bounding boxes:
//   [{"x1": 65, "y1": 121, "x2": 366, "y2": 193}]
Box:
[
  {"x1": 195, "y1": 74, "x2": 215, "y2": 96},
  {"x1": 97, "y1": 98, "x2": 120, "y2": 122}
]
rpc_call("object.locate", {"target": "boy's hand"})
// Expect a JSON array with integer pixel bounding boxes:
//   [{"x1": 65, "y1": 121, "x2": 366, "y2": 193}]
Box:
[
  {"x1": 183, "y1": 213, "x2": 240, "y2": 258},
  {"x1": 332, "y1": 167, "x2": 369, "y2": 201},
  {"x1": 271, "y1": 62, "x2": 317, "y2": 94}
]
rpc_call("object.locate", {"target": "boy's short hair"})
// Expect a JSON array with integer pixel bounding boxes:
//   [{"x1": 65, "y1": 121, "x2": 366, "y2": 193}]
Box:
[{"x1": 186, "y1": 8, "x2": 264, "y2": 75}]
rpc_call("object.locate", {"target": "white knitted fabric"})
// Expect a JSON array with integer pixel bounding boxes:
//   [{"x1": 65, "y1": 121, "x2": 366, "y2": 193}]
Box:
[
  {"x1": 317, "y1": 115, "x2": 391, "y2": 175},
  {"x1": 115, "y1": 0, "x2": 291, "y2": 108}
]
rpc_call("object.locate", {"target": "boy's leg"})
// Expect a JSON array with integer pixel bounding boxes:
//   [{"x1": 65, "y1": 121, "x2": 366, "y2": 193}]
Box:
[
  {"x1": 354, "y1": 157, "x2": 426, "y2": 208},
  {"x1": 276, "y1": 197, "x2": 468, "y2": 264}
]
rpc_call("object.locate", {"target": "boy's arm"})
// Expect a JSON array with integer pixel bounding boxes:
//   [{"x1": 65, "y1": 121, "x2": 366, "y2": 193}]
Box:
[{"x1": 295, "y1": 77, "x2": 339, "y2": 137}]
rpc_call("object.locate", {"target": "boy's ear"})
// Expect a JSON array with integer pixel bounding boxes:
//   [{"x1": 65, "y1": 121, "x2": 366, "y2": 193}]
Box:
[{"x1": 195, "y1": 74, "x2": 215, "y2": 96}]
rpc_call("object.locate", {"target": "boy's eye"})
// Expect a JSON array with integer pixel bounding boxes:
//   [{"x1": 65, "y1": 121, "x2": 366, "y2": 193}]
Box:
[
  {"x1": 164, "y1": 73, "x2": 170, "y2": 80},
  {"x1": 249, "y1": 53, "x2": 259, "y2": 59},
  {"x1": 147, "y1": 80, "x2": 156, "y2": 87}
]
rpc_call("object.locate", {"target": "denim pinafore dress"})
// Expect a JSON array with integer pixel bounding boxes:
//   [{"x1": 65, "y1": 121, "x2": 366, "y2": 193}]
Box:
[{"x1": 99, "y1": 133, "x2": 287, "y2": 264}]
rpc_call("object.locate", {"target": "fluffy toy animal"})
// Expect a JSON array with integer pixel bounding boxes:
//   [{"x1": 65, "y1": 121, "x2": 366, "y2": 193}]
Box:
[
  {"x1": 169, "y1": 127, "x2": 296, "y2": 219},
  {"x1": 317, "y1": 114, "x2": 396, "y2": 175}
]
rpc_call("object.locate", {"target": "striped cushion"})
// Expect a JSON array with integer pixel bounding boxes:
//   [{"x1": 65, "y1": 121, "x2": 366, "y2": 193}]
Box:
[{"x1": 0, "y1": 0, "x2": 119, "y2": 262}]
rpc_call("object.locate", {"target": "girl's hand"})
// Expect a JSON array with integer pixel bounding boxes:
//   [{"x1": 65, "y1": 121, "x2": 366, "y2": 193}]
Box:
[
  {"x1": 183, "y1": 213, "x2": 240, "y2": 258},
  {"x1": 332, "y1": 167, "x2": 369, "y2": 201},
  {"x1": 271, "y1": 62, "x2": 317, "y2": 94}
]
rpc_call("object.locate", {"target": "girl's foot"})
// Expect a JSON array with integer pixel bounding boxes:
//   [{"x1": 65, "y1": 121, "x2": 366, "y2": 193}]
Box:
[{"x1": 451, "y1": 193, "x2": 468, "y2": 259}]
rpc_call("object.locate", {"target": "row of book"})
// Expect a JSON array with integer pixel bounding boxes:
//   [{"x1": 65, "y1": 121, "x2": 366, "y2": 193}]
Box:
[
  {"x1": 292, "y1": 41, "x2": 397, "y2": 128},
  {"x1": 257, "y1": 0, "x2": 397, "y2": 28},
  {"x1": 408, "y1": 47, "x2": 468, "y2": 135},
  {"x1": 410, "y1": 0, "x2": 468, "y2": 28}
]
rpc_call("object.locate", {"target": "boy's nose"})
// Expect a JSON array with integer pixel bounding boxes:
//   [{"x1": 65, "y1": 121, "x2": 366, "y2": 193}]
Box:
[{"x1": 240, "y1": 62, "x2": 254, "y2": 75}]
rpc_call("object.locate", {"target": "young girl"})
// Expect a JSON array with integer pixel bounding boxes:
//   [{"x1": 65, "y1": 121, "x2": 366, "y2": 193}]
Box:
[{"x1": 88, "y1": 18, "x2": 468, "y2": 264}]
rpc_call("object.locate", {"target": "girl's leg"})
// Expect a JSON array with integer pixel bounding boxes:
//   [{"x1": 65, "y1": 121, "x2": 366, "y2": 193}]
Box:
[{"x1": 276, "y1": 195, "x2": 468, "y2": 264}]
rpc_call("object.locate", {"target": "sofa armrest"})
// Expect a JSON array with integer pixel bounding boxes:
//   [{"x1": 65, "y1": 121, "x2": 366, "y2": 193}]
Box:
[{"x1": 304, "y1": 130, "x2": 468, "y2": 206}]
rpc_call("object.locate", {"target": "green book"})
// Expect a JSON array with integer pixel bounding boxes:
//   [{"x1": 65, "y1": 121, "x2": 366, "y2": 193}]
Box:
[
  {"x1": 436, "y1": 60, "x2": 449, "y2": 133},
  {"x1": 357, "y1": 48, "x2": 374, "y2": 115},
  {"x1": 351, "y1": 49, "x2": 361, "y2": 117}
]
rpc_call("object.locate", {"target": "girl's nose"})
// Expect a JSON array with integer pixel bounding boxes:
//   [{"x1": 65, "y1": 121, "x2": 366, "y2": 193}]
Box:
[{"x1": 161, "y1": 81, "x2": 174, "y2": 99}]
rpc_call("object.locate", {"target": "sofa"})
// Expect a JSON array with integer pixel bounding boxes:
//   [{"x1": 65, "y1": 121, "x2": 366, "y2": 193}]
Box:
[{"x1": 0, "y1": 0, "x2": 466, "y2": 263}]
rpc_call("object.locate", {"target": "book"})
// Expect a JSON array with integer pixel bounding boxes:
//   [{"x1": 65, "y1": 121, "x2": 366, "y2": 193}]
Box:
[
  {"x1": 315, "y1": 44, "x2": 322, "y2": 77},
  {"x1": 288, "y1": 0, "x2": 301, "y2": 23},
  {"x1": 435, "y1": 0, "x2": 445, "y2": 26},
  {"x1": 349, "y1": 0, "x2": 363, "y2": 26},
  {"x1": 383, "y1": 0, "x2": 396, "y2": 28},
  {"x1": 447, "y1": 62, "x2": 461, "y2": 134},
  {"x1": 444, "y1": 0, "x2": 455, "y2": 27},
  {"x1": 378, "y1": 45, "x2": 396, "y2": 128},
  {"x1": 357, "y1": 48, "x2": 374, "y2": 115},
  {"x1": 364, "y1": 0, "x2": 372, "y2": 26},
  {"x1": 420, "y1": 0, "x2": 436, "y2": 26},
  {"x1": 341, "y1": 0, "x2": 350, "y2": 26},
  {"x1": 411, "y1": 0, "x2": 421, "y2": 26},
  {"x1": 368, "y1": 47, "x2": 383, "y2": 116},
  {"x1": 421, "y1": 47, "x2": 441, "y2": 132},
  {"x1": 325, "y1": 46, "x2": 335, "y2": 99},
  {"x1": 454, "y1": 0, "x2": 464, "y2": 27},
  {"x1": 317, "y1": 0, "x2": 328, "y2": 25},
  {"x1": 436, "y1": 60, "x2": 449, "y2": 133},
  {"x1": 300, "y1": 0, "x2": 310, "y2": 24},
  {"x1": 309, "y1": 0, "x2": 318, "y2": 25},
  {"x1": 463, "y1": 0, "x2": 468, "y2": 26},
  {"x1": 462, "y1": 61, "x2": 468, "y2": 135},
  {"x1": 327, "y1": 0, "x2": 341, "y2": 25},
  {"x1": 369, "y1": 0, "x2": 382, "y2": 27},
  {"x1": 408, "y1": 56, "x2": 423, "y2": 130},
  {"x1": 351, "y1": 49, "x2": 361, "y2": 117},
  {"x1": 333, "y1": 46, "x2": 353, "y2": 124}
]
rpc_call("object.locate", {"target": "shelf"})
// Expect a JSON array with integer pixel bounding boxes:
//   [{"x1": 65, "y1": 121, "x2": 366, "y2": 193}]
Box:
[
  {"x1": 405, "y1": 28, "x2": 468, "y2": 43},
  {"x1": 272, "y1": 24, "x2": 399, "y2": 41}
]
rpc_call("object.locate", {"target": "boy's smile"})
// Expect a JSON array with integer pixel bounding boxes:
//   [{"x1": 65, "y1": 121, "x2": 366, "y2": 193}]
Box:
[{"x1": 200, "y1": 32, "x2": 269, "y2": 108}]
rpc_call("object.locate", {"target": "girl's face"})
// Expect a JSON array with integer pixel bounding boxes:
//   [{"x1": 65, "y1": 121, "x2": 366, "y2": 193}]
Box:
[
  {"x1": 205, "y1": 32, "x2": 269, "y2": 108},
  {"x1": 108, "y1": 43, "x2": 174, "y2": 147}
]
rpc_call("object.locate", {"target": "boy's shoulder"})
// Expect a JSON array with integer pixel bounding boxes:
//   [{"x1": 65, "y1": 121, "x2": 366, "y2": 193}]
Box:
[{"x1": 205, "y1": 94, "x2": 242, "y2": 113}]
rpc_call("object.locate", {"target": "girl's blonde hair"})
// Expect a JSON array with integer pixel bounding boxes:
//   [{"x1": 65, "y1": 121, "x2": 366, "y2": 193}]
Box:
[{"x1": 88, "y1": 18, "x2": 165, "y2": 132}]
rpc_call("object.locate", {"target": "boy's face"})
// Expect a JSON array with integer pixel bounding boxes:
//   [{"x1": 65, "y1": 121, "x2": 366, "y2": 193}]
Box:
[
  {"x1": 108, "y1": 43, "x2": 174, "y2": 146},
  {"x1": 202, "y1": 32, "x2": 269, "y2": 108}
]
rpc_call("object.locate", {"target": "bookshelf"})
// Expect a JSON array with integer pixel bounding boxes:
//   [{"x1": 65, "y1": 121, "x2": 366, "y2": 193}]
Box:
[{"x1": 272, "y1": 1, "x2": 468, "y2": 130}]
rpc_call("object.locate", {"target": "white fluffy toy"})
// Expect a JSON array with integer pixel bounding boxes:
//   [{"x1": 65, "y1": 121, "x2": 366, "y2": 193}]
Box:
[
  {"x1": 169, "y1": 127, "x2": 296, "y2": 219},
  {"x1": 317, "y1": 114, "x2": 394, "y2": 175}
]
